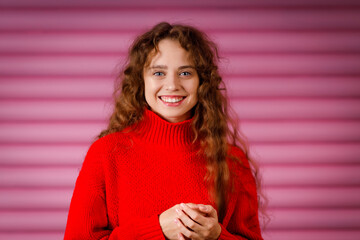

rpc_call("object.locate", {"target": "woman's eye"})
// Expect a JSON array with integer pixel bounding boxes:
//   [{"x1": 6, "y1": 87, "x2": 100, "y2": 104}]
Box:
[
  {"x1": 180, "y1": 71, "x2": 191, "y2": 76},
  {"x1": 154, "y1": 72, "x2": 164, "y2": 76}
]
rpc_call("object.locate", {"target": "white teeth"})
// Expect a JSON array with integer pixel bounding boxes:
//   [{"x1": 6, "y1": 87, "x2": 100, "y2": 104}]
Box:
[{"x1": 160, "y1": 96, "x2": 184, "y2": 103}]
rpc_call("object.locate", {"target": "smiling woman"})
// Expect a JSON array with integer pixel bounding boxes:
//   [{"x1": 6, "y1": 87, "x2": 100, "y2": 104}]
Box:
[
  {"x1": 143, "y1": 39, "x2": 199, "y2": 123},
  {"x1": 64, "y1": 22, "x2": 265, "y2": 240}
]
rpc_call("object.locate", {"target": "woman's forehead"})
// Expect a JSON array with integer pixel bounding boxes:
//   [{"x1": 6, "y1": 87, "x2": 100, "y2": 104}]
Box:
[{"x1": 145, "y1": 40, "x2": 195, "y2": 68}]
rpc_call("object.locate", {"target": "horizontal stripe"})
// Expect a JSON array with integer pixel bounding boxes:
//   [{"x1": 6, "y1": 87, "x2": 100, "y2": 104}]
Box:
[
  {"x1": 0, "y1": 121, "x2": 359, "y2": 143},
  {"x1": 1, "y1": 54, "x2": 359, "y2": 76},
  {"x1": 0, "y1": 232, "x2": 63, "y2": 240},
  {"x1": 0, "y1": 99, "x2": 359, "y2": 121},
  {"x1": 0, "y1": 10, "x2": 359, "y2": 31},
  {"x1": 1, "y1": 32, "x2": 360, "y2": 53},
  {"x1": 0, "y1": 77, "x2": 113, "y2": 99},
  {"x1": 241, "y1": 121, "x2": 360, "y2": 142},
  {"x1": 1, "y1": 209, "x2": 359, "y2": 231},
  {"x1": 1, "y1": 143, "x2": 359, "y2": 165},
  {"x1": 232, "y1": 99, "x2": 360, "y2": 120},
  {"x1": 225, "y1": 76, "x2": 360, "y2": 97},
  {"x1": 267, "y1": 209, "x2": 360, "y2": 229},
  {"x1": 252, "y1": 143, "x2": 360, "y2": 164},
  {"x1": 1, "y1": 187, "x2": 359, "y2": 209},
  {"x1": 0, "y1": 210, "x2": 67, "y2": 231},
  {"x1": 0, "y1": 122, "x2": 104, "y2": 144},
  {"x1": 1, "y1": 0, "x2": 359, "y2": 8},
  {"x1": 0, "y1": 167, "x2": 79, "y2": 187},
  {"x1": 0, "y1": 144, "x2": 88, "y2": 165},
  {"x1": 0, "y1": 230, "x2": 359, "y2": 240},
  {"x1": 0, "y1": 189, "x2": 73, "y2": 209},
  {"x1": 0, "y1": 165, "x2": 359, "y2": 187},
  {"x1": 267, "y1": 187, "x2": 360, "y2": 208},
  {"x1": 1, "y1": 76, "x2": 359, "y2": 98},
  {"x1": 226, "y1": 54, "x2": 360, "y2": 75},
  {"x1": 262, "y1": 165, "x2": 360, "y2": 186}
]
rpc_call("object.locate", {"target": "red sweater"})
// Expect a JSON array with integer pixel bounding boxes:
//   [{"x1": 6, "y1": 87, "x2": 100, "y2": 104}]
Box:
[{"x1": 64, "y1": 109, "x2": 263, "y2": 240}]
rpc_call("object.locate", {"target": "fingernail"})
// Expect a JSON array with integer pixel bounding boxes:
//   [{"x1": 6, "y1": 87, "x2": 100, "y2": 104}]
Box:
[
  {"x1": 180, "y1": 203, "x2": 186, "y2": 208},
  {"x1": 200, "y1": 205, "x2": 207, "y2": 211},
  {"x1": 175, "y1": 208, "x2": 181, "y2": 215}
]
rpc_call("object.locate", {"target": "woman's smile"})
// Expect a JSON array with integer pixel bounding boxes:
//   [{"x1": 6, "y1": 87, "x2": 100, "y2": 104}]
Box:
[
  {"x1": 159, "y1": 95, "x2": 186, "y2": 105},
  {"x1": 143, "y1": 39, "x2": 199, "y2": 123}
]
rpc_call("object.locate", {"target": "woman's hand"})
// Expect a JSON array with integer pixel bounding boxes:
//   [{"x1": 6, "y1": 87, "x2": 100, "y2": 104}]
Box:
[
  {"x1": 159, "y1": 204, "x2": 190, "y2": 240},
  {"x1": 174, "y1": 203, "x2": 221, "y2": 240}
]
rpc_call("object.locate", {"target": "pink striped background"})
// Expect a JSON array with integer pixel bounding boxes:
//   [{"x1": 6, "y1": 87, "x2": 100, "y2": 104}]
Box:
[{"x1": 0, "y1": 0, "x2": 360, "y2": 239}]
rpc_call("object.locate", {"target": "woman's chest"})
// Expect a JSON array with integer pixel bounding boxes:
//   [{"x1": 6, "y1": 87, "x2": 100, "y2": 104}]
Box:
[{"x1": 105, "y1": 146, "x2": 213, "y2": 220}]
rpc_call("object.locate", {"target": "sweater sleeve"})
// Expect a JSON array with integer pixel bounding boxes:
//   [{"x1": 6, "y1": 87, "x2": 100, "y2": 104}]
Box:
[
  {"x1": 217, "y1": 148, "x2": 264, "y2": 240},
  {"x1": 64, "y1": 140, "x2": 166, "y2": 240}
]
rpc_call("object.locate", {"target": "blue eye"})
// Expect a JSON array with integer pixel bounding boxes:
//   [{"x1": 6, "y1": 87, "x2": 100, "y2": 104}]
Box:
[
  {"x1": 154, "y1": 72, "x2": 164, "y2": 76},
  {"x1": 180, "y1": 72, "x2": 191, "y2": 76}
]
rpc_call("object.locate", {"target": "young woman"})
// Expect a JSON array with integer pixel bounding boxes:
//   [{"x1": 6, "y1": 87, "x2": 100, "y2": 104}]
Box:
[{"x1": 64, "y1": 22, "x2": 264, "y2": 240}]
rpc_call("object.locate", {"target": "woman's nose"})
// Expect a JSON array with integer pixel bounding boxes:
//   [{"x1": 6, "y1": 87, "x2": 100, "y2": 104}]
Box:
[{"x1": 165, "y1": 74, "x2": 179, "y2": 91}]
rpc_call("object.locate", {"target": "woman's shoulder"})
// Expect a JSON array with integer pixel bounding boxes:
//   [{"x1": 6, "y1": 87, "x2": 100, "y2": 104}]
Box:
[
  {"x1": 227, "y1": 144, "x2": 250, "y2": 169},
  {"x1": 87, "y1": 131, "x2": 133, "y2": 155},
  {"x1": 227, "y1": 144, "x2": 256, "y2": 185}
]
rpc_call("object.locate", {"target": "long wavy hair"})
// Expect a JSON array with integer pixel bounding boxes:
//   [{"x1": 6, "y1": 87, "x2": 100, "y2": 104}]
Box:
[{"x1": 99, "y1": 22, "x2": 266, "y2": 224}]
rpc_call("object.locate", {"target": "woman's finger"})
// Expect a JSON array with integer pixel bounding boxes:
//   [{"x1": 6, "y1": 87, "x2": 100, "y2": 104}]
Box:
[
  {"x1": 175, "y1": 206, "x2": 202, "y2": 232},
  {"x1": 177, "y1": 232, "x2": 185, "y2": 240},
  {"x1": 178, "y1": 203, "x2": 221, "y2": 239},
  {"x1": 174, "y1": 217, "x2": 199, "y2": 239},
  {"x1": 198, "y1": 204, "x2": 218, "y2": 219},
  {"x1": 185, "y1": 203, "x2": 217, "y2": 218},
  {"x1": 184, "y1": 202, "x2": 197, "y2": 210},
  {"x1": 179, "y1": 203, "x2": 208, "y2": 226},
  {"x1": 185, "y1": 203, "x2": 208, "y2": 216}
]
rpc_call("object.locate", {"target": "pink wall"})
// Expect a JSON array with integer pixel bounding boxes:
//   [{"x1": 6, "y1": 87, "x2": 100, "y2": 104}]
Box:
[{"x1": 1, "y1": 0, "x2": 360, "y2": 239}]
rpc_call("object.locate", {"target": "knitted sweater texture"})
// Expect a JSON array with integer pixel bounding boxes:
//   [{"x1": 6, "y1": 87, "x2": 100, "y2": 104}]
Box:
[{"x1": 64, "y1": 109, "x2": 263, "y2": 240}]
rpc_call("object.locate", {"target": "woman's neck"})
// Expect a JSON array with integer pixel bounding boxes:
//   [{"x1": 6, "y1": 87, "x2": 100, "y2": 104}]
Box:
[{"x1": 132, "y1": 109, "x2": 197, "y2": 149}]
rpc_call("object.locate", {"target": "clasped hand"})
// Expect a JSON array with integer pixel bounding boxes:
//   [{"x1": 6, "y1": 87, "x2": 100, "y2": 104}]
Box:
[{"x1": 159, "y1": 203, "x2": 221, "y2": 240}]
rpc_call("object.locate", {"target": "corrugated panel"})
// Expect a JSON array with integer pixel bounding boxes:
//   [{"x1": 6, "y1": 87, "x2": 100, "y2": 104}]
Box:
[
  {"x1": 1, "y1": 76, "x2": 360, "y2": 98},
  {"x1": 1, "y1": 9, "x2": 360, "y2": 31},
  {"x1": 2, "y1": 32, "x2": 360, "y2": 53},
  {"x1": 2, "y1": 54, "x2": 360, "y2": 75},
  {"x1": 0, "y1": 209, "x2": 360, "y2": 231},
  {"x1": 1, "y1": 165, "x2": 360, "y2": 188},
  {"x1": 1, "y1": 121, "x2": 359, "y2": 143},
  {"x1": 0, "y1": 0, "x2": 359, "y2": 239},
  {"x1": 1, "y1": 99, "x2": 360, "y2": 120},
  {"x1": 1, "y1": 0, "x2": 360, "y2": 8},
  {"x1": 2, "y1": 187, "x2": 360, "y2": 209}
]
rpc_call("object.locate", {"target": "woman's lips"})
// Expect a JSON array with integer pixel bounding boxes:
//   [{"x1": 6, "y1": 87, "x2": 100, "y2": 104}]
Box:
[{"x1": 159, "y1": 96, "x2": 186, "y2": 106}]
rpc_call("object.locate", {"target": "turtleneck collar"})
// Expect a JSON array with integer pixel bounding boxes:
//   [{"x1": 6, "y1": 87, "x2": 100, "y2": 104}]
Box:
[{"x1": 132, "y1": 109, "x2": 197, "y2": 149}]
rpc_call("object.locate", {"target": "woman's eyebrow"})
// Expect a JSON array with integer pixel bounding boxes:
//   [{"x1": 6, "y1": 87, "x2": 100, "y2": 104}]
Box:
[
  {"x1": 149, "y1": 65, "x2": 167, "y2": 69},
  {"x1": 178, "y1": 65, "x2": 196, "y2": 70},
  {"x1": 148, "y1": 65, "x2": 195, "y2": 70}
]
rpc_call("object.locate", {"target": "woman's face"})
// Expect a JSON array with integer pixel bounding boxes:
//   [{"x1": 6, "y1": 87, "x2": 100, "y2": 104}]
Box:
[{"x1": 143, "y1": 39, "x2": 199, "y2": 123}]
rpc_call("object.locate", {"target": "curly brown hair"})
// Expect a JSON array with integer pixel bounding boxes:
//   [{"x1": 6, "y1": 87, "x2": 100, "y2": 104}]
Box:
[{"x1": 99, "y1": 22, "x2": 266, "y2": 224}]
